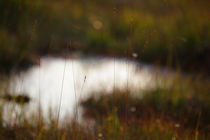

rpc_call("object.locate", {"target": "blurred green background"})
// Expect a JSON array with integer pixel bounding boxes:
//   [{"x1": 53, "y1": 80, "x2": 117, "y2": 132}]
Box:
[
  {"x1": 0, "y1": 1, "x2": 210, "y2": 139},
  {"x1": 0, "y1": 0, "x2": 210, "y2": 74}
]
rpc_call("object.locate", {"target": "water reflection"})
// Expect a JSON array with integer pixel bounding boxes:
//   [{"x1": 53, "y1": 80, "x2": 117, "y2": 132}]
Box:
[{"x1": 5, "y1": 57, "x2": 171, "y2": 124}]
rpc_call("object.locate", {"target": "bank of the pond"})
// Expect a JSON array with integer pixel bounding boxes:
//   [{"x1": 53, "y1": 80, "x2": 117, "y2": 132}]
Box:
[{"x1": 0, "y1": 84, "x2": 209, "y2": 140}]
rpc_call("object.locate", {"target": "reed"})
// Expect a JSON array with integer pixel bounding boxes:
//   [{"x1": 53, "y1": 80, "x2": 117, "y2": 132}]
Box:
[{"x1": 56, "y1": 45, "x2": 68, "y2": 127}]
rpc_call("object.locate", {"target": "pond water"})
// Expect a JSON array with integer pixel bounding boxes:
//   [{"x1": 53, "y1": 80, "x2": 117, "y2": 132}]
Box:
[{"x1": 3, "y1": 57, "x2": 173, "y2": 125}]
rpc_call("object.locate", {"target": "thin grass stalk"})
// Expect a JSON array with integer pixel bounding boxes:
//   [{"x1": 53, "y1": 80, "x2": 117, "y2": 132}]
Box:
[
  {"x1": 68, "y1": 41, "x2": 81, "y2": 139},
  {"x1": 71, "y1": 43, "x2": 84, "y2": 139},
  {"x1": 78, "y1": 76, "x2": 86, "y2": 101},
  {"x1": 77, "y1": 75, "x2": 87, "y2": 134},
  {"x1": 56, "y1": 45, "x2": 68, "y2": 128},
  {"x1": 124, "y1": 19, "x2": 133, "y2": 140},
  {"x1": 113, "y1": 57, "x2": 116, "y2": 94},
  {"x1": 38, "y1": 57, "x2": 41, "y2": 127},
  {"x1": 68, "y1": 41, "x2": 78, "y2": 122},
  {"x1": 38, "y1": 58, "x2": 40, "y2": 125},
  {"x1": 113, "y1": 7, "x2": 117, "y2": 95},
  {"x1": 72, "y1": 57, "x2": 78, "y2": 121},
  {"x1": 195, "y1": 110, "x2": 202, "y2": 140}
]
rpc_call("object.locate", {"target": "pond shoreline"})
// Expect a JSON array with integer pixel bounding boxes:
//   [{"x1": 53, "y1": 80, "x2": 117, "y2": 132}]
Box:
[{"x1": 5, "y1": 49, "x2": 209, "y2": 80}]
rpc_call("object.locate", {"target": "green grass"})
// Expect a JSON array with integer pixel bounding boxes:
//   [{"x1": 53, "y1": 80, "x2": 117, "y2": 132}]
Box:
[
  {"x1": 0, "y1": 0, "x2": 209, "y2": 139},
  {"x1": 0, "y1": 0, "x2": 209, "y2": 74},
  {"x1": 79, "y1": 75, "x2": 210, "y2": 139},
  {"x1": 0, "y1": 74, "x2": 209, "y2": 139}
]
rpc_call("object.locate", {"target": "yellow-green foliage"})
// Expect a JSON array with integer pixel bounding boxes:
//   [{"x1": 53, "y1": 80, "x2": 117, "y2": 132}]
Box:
[{"x1": 0, "y1": 0, "x2": 210, "y2": 73}]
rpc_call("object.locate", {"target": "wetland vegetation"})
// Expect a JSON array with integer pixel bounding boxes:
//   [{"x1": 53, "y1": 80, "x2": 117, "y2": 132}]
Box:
[{"x1": 0, "y1": 0, "x2": 209, "y2": 139}]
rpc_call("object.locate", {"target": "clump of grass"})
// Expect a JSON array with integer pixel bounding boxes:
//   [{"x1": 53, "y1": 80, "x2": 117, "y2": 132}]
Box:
[
  {"x1": 0, "y1": 77, "x2": 209, "y2": 139},
  {"x1": 0, "y1": 103, "x2": 95, "y2": 140},
  {"x1": 1, "y1": 94, "x2": 30, "y2": 104},
  {"x1": 80, "y1": 78, "x2": 210, "y2": 138}
]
